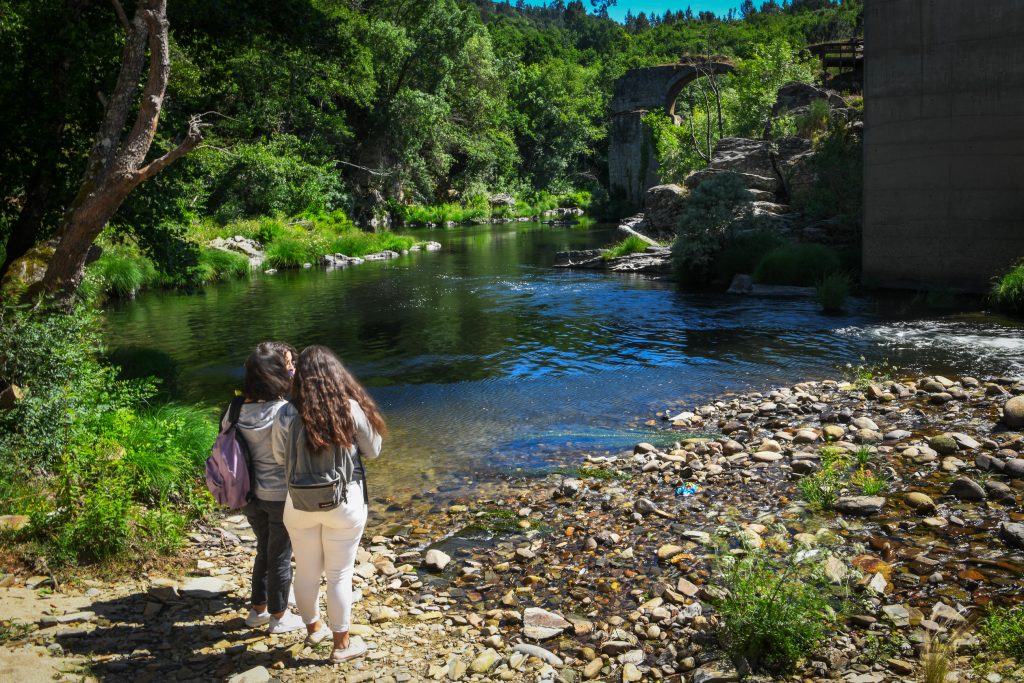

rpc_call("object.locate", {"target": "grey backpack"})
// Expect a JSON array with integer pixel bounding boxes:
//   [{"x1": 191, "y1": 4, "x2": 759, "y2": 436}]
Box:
[{"x1": 285, "y1": 422, "x2": 351, "y2": 512}]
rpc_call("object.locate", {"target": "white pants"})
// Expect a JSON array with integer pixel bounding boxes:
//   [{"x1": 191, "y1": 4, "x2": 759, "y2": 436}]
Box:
[{"x1": 283, "y1": 481, "x2": 366, "y2": 633}]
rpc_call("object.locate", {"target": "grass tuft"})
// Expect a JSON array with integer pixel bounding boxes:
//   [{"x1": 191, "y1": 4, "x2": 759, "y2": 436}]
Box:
[
  {"x1": 990, "y1": 259, "x2": 1024, "y2": 314},
  {"x1": 817, "y1": 271, "x2": 850, "y2": 312},
  {"x1": 753, "y1": 243, "x2": 842, "y2": 287},
  {"x1": 197, "y1": 248, "x2": 250, "y2": 283},
  {"x1": 602, "y1": 235, "x2": 652, "y2": 260},
  {"x1": 979, "y1": 605, "x2": 1024, "y2": 659}
]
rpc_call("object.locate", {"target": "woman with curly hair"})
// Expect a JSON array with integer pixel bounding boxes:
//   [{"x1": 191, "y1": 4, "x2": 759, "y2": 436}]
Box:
[{"x1": 272, "y1": 345, "x2": 385, "y2": 663}]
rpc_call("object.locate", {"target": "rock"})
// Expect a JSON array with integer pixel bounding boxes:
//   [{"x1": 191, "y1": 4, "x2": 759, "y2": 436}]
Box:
[
  {"x1": 930, "y1": 602, "x2": 966, "y2": 624},
  {"x1": 867, "y1": 572, "x2": 888, "y2": 594},
  {"x1": 1005, "y1": 459, "x2": 1024, "y2": 479},
  {"x1": 642, "y1": 184, "x2": 689, "y2": 232},
  {"x1": 512, "y1": 643, "x2": 563, "y2": 667},
  {"x1": 634, "y1": 443, "x2": 657, "y2": 454},
  {"x1": 0, "y1": 384, "x2": 25, "y2": 410},
  {"x1": 489, "y1": 193, "x2": 516, "y2": 207},
  {"x1": 180, "y1": 577, "x2": 230, "y2": 598},
  {"x1": 887, "y1": 659, "x2": 915, "y2": 676},
  {"x1": 622, "y1": 663, "x2": 642, "y2": 682},
  {"x1": 835, "y1": 496, "x2": 886, "y2": 516},
  {"x1": 470, "y1": 649, "x2": 500, "y2": 673},
  {"x1": 1003, "y1": 396, "x2": 1024, "y2": 428},
  {"x1": 692, "y1": 665, "x2": 739, "y2": 683},
  {"x1": 0, "y1": 514, "x2": 30, "y2": 531},
  {"x1": 882, "y1": 604, "x2": 910, "y2": 627},
  {"x1": 523, "y1": 607, "x2": 571, "y2": 640},
  {"x1": 751, "y1": 450, "x2": 783, "y2": 462},
  {"x1": 999, "y1": 522, "x2": 1024, "y2": 549},
  {"x1": 370, "y1": 606, "x2": 401, "y2": 623},
  {"x1": 946, "y1": 477, "x2": 985, "y2": 501},
  {"x1": 823, "y1": 424, "x2": 846, "y2": 440},
  {"x1": 227, "y1": 667, "x2": 271, "y2": 683},
  {"x1": 928, "y1": 435, "x2": 959, "y2": 455},
  {"x1": 423, "y1": 549, "x2": 451, "y2": 572},
  {"x1": 684, "y1": 167, "x2": 780, "y2": 194},
  {"x1": 851, "y1": 416, "x2": 880, "y2": 431},
  {"x1": 708, "y1": 138, "x2": 776, "y2": 179},
  {"x1": 583, "y1": 658, "x2": 604, "y2": 679},
  {"x1": 985, "y1": 480, "x2": 1016, "y2": 504},
  {"x1": 948, "y1": 432, "x2": 981, "y2": 450},
  {"x1": 905, "y1": 492, "x2": 936, "y2": 512},
  {"x1": 824, "y1": 556, "x2": 848, "y2": 583},
  {"x1": 884, "y1": 429, "x2": 912, "y2": 441},
  {"x1": 770, "y1": 82, "x2": 844, "y2": 120},
  {"x1": 676, "y1": 577, "x2": 699, "y2": 596},
  {"x1": 656, "y1": 544, "x2": 684, "y2": 560}
]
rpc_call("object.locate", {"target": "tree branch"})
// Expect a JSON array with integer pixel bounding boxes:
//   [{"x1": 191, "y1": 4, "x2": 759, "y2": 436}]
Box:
[
  {"x1": 135, "y1": 115, "x2": 206, "y2": 183},
  {"x1": 119, "y1": 0, "x2": 170, "y2": 171},
  {"x1": 109, "y1": 0, "x2": 130, "y2": 31}
]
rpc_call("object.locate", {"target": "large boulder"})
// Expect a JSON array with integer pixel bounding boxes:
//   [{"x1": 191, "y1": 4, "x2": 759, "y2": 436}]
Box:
[
  {"x1": 684, "y1": 167, "x2": 780, "y2": 195},
  {"x1": 643, "y1": 184, "x2": 688, "y2": 231},
  {"x1": 770, "y1": 82, "x2": 846, "y2": 120},
  {"x1": 709, "y1": 138, "x2": 776, "y2": 178}
]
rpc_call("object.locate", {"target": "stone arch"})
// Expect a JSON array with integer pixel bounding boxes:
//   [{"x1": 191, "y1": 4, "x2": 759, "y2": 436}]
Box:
[{"x1": 608, "y1": 61, "x2": 734, "y2": 205}]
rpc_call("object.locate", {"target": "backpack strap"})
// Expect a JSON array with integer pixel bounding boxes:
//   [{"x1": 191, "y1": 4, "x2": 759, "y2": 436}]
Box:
[
  {"x1": 224, "y1": 395, "x2": 255, "y2": 503},
  {"x1": 227, "y1": 395, "x2": 245, "y2": 425}
]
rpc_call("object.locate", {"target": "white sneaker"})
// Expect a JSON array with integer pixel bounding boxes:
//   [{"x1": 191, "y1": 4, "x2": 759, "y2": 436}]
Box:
[
  {"x1": 268, "y1": 610, "x2": 305, "y2": 635},
  {"x1": 330, "y1": 636, "x2": 367, "y2": 663},
  {"x1": 304, "y1": 623, "x2": 332, "y2": 647},
  {"x1": 245, "y1": 608, "x2": 271, "y2": 628}
]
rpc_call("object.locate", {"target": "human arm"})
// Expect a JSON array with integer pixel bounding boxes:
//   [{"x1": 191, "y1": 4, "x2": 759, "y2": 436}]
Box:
[{"x1": 350, "y1": 399, "x2": 382, "y2": 459}]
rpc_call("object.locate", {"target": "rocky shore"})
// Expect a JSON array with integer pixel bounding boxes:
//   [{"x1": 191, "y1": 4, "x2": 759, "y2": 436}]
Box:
[{"x1": 2, "y1": 372, "x2": 1023, "y2": 683}]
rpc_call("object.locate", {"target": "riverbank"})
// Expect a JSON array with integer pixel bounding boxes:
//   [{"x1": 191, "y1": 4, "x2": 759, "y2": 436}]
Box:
[{"x1": 2, "y1": 370, "x2": 1022, "y2": 682}]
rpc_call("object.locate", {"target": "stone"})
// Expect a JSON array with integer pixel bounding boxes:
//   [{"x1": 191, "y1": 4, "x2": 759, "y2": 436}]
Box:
[
  {"x1": 447, "y1": 653, "x2": 467, "y2": 680},
  {"x1": 905, "y1": 492, "x2": 936, "y2": 512},
  {"x1": 1003, "y1": 396, "x2": 1024, "y2": 428},
  {"x1": 370, "y1": 606, "x2": 401, "y2": 623},
  {"x1": 692, "y1": 665, "x2": 739, "y2": 683},
  {"x1": 999, "y1": 522, "x2": 1024, "y2": 549},
  {"x1": 512, "y1": 643, "x2": 563, "y2": 667},
  {"x1": 751, "y1": 450, "x2": 783, "y2": 462},
  {"x1": 523, "y1": 607, "x2": 571, "y2": 640},
  {"x1": 708, "y1": 138, "x2": 776, "y2": 179},
  {"x1": 622, "y1": 663, "x2": 642, "y2": 682},
  {"x1": 583, "y1": 658, "x2": 604, "y2": 679},
  {"x1": 946, "y1": 477, "x2": 985, "y2": 501},
  {"x1": 676, "y1": 577, "x2": 699, "y2": 596},
  {"x1": 930, "y1": 602, "x2": 966, "y2": 625},
  {"x1": 928, "y1": 435, "x2": 959, "y2": 455},
  {"x1": 642, "y1": 184, "x2": 688, "y2": 231},
  {"x1": 0, "y1": 515, "x2": 30, "y2": 531},
  {"x1": 823, "y1": 424, "x2": 846, "y2": 440},
  {"x1": 867, "y1": 572, "x2": 888, "y2": 594},
  {"x1": 851, "y1": 416, "x2": 880, "y2": 431},
  {"x1": 423, "y1": 549, "x2": 451, "y2": 572},
  {"x1": 180, "y1": 577, "x2": 230, "y2": 598},
  {"x1": 835, "y1": 496, "x2": 885, "y2": 516},
  {"x1": 1005, "y1": 459, "x2": 1024, "y2": 479},
  {"x1": 823, "y1": 556, "x2": 848, "y2": 583},
  {"x1": 948, "y1": 432, "x2": 981, "y2": 450},
  {"x1": 882, "y1": 604, "x2": 910, "y2": 627},
  {"x1": 470, "y1": 649, "x2": 500, "y2": 674},
  {"x1": 985, "y1": 480, "x2": 1016, "y2": 504},
  {"x1": 227, "y1": 667, "x2": 271, "y2": 683},
  {"x1": 656, "y1": 544, "x2": 684, "y2": 560}
]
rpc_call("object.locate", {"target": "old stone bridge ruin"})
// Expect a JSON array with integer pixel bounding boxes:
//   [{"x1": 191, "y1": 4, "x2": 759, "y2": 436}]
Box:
[{"x1": 608, "y1": 60, "x2": 734, "y2": 205}]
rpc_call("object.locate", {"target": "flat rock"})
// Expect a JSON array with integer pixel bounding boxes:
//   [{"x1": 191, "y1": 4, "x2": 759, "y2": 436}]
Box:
[
  {"x1": 470, "y1": 648, "x2": 500, "y2": 673},
  {"x1": 523, "y1": 607, "x2": 571, "y2": 640},
  {"x1": 751, "y1": 450, "x2": 783, "y2": 462},
  {"x1": 180, "y1": 577, "x2": 230, "y2": 598},
  {"x1": 227, "y1": 667, "x2": 271, "y2": 683},
  {"x1": 512, "y1": 643, "x2": 563, "y2": 667},
  {"x1": 692, "y1": 665, "x2": 739, "y2": 683},
  {"x1": 882, "y1": 604, "x2": 910, "y2": 627},
  {"x1": 999, "y1": 522, "x2": 1024, "y2": 549},
  {"x1": 656, "y1": 544, "x2": 684, "y2": 560},
  {"x1": 835, "y1": 496, "x2": 886, "y2": 516}
]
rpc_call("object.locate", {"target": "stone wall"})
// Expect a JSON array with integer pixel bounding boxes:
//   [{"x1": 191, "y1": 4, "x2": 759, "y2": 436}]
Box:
[{"x1": 863, "y1": 0, "x2": 1024, "y2": 292}]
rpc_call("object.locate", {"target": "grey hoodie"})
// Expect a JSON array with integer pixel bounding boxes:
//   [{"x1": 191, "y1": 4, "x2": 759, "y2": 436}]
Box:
[{"x1": 237, "y1": 399, "x2": 289, "y2": 501}]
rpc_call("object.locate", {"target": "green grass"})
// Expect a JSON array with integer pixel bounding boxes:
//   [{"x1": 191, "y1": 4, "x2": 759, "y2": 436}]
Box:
[
  {"x1": 331, "y1": 231, "x2": 416, "y2": 257},
  {"x1": 713, "y1": 230, "x2": 786, "y2": 283},
  {"x1": 990, "y1": 259, "x2": 1024, "y2": 314},
  {"x1": 549, "y1": 466, "x2": 631, "y2": 481},
  {"x1": 816, "y1": 271, "x2": 850, "y2": 312},
  {"x1": 264, "y1": 235, "x2": 318, "y2": 269},
  {"x1": 797, "y1": 467, "x2": 842, "y2": 511},
  {"x1": 196, "y1": 247, "x2": 250, "y2": 283},
  {"x1": 712, "y1": 549, "x2": 837, "y2": 674},
  {"x1": 602, "y1": 235, "x2": 651, "y2": 260},
  {"x1": 979, "y1": 605, "x2": 1024, "y2": 659},
  {"x1": 753, "y1": 243, "x2": 842, "y2": 286},
  {"x1": 88, "y1": 242, "x2": 158, "y2": 298}
]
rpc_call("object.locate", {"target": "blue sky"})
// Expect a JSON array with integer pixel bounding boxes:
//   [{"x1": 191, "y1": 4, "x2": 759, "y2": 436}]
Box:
[{"x1": 520, "y1": 1, "x2": 741, "y2": 22}]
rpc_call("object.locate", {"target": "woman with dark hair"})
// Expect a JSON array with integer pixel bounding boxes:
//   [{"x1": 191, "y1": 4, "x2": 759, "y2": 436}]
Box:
[
  {"x1": 272, "y1": 345, "x2": 385, "y2": 664},
  {"x1": 236, "y1": 341, "x2": 305, "y2": 634}
]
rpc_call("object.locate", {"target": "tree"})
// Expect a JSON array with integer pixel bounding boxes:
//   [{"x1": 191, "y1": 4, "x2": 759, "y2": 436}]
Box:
[{"x1": 6, "y1": 0, "x2": 204, "y2": 296}]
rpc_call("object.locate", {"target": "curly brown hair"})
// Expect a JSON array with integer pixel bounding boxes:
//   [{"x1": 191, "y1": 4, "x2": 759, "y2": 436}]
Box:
[{"x1": 291, "y1": 345, "x2": 386, "y2": 450}]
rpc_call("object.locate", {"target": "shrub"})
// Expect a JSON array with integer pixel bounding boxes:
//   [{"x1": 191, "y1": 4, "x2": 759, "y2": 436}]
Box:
[
  {"x1": 602, "y1": 235, "x2": 651, "y2": 260},
  {"x1": 265, "y1": 235, "x2": 317, "y2": 269},
  {"x1": 791, "y1": 123, "x2": 862, "y2": 222},
  {"x1": 331, "y1": 231, "x2": 416, "y2": 257},
  {"x1": 817, "y1": 271, "x2": 850, "y2": 312},
  {"x1": 753, "y1": 243, "x2": 842, "y2": 286},
  {"x1": 713, "y1": 230, "x2": 786, "y2": 283},
  {"x1": 712, "y1": 549, "x2": 836, "y2": 674},
  {"x1": 979, "y1": 605, "x2": 1024, "y2": 659},
  {"x1": 89, "y1": 242, "x2": 159, "y2": 298},
  {"x1": 197, "y1": 248, "x2": 250, "y2": 283},
  {"x1": 990, "y1": 259, "x2": 1024, "y2": 314},
  {"x1": 797, "y1": 466, "x2": 843, "y2": 510},
  {"x1": 794, "y1": 98, "x2": 831, "y2": 139},
  {"x1": 671, "y1": 173, "x2": 752, "y2": 281}
]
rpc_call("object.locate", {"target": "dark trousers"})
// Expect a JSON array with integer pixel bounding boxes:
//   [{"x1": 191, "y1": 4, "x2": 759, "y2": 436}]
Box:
[{"x1": 243, "y1": 498, "x2": 292, "y2": 614}]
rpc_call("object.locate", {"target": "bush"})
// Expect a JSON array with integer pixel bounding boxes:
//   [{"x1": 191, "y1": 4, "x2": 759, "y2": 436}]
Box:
[
  {"x1": 602, "y1": 235, "x2": 651, "y2": 260},
  {"x1": 990, "y1": 259, "x2": 1024, "y2": 314},
  {"x1": 265, "y1": 235, "x2": 317, "y2": 269},
  {"x1": 979, "y1": 605, "x2": 1024, "y2": 659},
  {"x1": 197, "y1": 248, "x2": 251, "y2": 283},
  {"x1": 791, "y1": 123, "x2": 862, "y2": 222},
  {"x1": 331, "y1": 231, "x2": 415, "y2": 257},
  {"x1": 89, "y1": 241, "x2": 159, "y2": 298},
  {"x1": 713, "y1": 230, "x2": 786, "y2": 283},
  {"x1": 712, "y1": 549, "x2": 836, "y2": 674},
  {"x1": 671, "y1": 173, "x2": 752, "y2": 281},
  {"x1": 816, "y1": 271, "x2": 850, "y2": 312},
  {"x1": 753, "y1": 243, "x2": 842, "y2": 286}
]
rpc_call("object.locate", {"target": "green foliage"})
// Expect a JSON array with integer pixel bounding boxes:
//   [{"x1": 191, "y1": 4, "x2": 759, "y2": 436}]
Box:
[
  {"x1": 845, "y1": 358, "x2": 897, "y2": 391},
  {"x1": 602, "y1": 235, "x2": 651, "y2": 260},
  {"x1": 671, "y1": 173, "x2": 753, "y2": 282},
  {"x1": 0, "y1": 302, "x2": 215, "y2": 566},
  {"x1": 88, "y1": 241, "x2": 159, "y2": 299},
  {"x1": 791, "y1": 123, "x2": 863, "y2": 222},
  {"x1": 712, "y1": 230, "x2": 786, "y2": 283},
  {"x1": 730, "y1": 38, "x2": 817, "y2": 137},
  {"x1": 816, "y1": 271, "x2": 850, "y2": 312},
  {"x1": 990, "y1": 259, "x2": 1024, "y2": 315},
  {"x1": 331, "y1": 232, "x2": 416, "y2": 257},
  {"x1": 979, "y1": 605, "x2": 1024, "y2": 659},
  {"x1": 712, "y1": 549, "x2": 836, "y2": 674},
  {"x1": 265, "y1": 236, "x2": 317, "y2": 269},
  {"x1": 196, "y1": 248, "x2": 251, "y2": 284},
  {"x1": 794, "y1": 98, "x2": 832, "y2": 139},
  {"x1": 797, "y1": 464, "x2": 843, "y2": 511},
  {"x1": 753, "y1": 243, "x2": 842, "y2": 286}
]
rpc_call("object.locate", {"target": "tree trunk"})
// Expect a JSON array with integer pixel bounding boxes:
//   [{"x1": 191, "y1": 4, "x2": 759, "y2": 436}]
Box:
[{"x1": 29, "y1": 0, "x2": 204, "y2": 296}]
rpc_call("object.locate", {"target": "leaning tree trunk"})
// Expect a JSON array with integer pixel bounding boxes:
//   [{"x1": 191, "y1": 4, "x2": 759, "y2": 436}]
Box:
[{"x1": 35, "y1": 0, "x2": 204, "y2": 296}]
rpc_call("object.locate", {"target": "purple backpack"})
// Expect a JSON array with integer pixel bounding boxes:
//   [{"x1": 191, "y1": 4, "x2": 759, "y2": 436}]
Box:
[{"x1": 205, "y1": 396, "x2": 254, "y2": 508}]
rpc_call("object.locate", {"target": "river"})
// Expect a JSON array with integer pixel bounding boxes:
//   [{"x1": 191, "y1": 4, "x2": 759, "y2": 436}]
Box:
[{"x1": 103, "y1": 222, "x2": 1024, "y2": 501}]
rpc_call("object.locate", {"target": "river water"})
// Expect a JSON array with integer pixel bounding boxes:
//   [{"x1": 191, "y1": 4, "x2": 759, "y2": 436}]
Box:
[{"x1": 103, "y1": 222, "x2": 1024, "y2": 498}]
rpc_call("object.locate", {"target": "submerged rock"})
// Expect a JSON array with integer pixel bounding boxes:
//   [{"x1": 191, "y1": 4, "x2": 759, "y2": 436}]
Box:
[{"x1": 835, "y1": 496, "x2": 886, "y2": 516}]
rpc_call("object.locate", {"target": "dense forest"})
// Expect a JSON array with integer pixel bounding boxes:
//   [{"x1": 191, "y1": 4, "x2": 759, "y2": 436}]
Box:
[{"x1": 0, "y1": 0, "x2": 862, "y2": 285}]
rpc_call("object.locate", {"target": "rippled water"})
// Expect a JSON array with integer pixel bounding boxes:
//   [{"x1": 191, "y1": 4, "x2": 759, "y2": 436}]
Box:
[{"x1": 103, "y1": 222, "x2": 1024, "y2": 495}]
